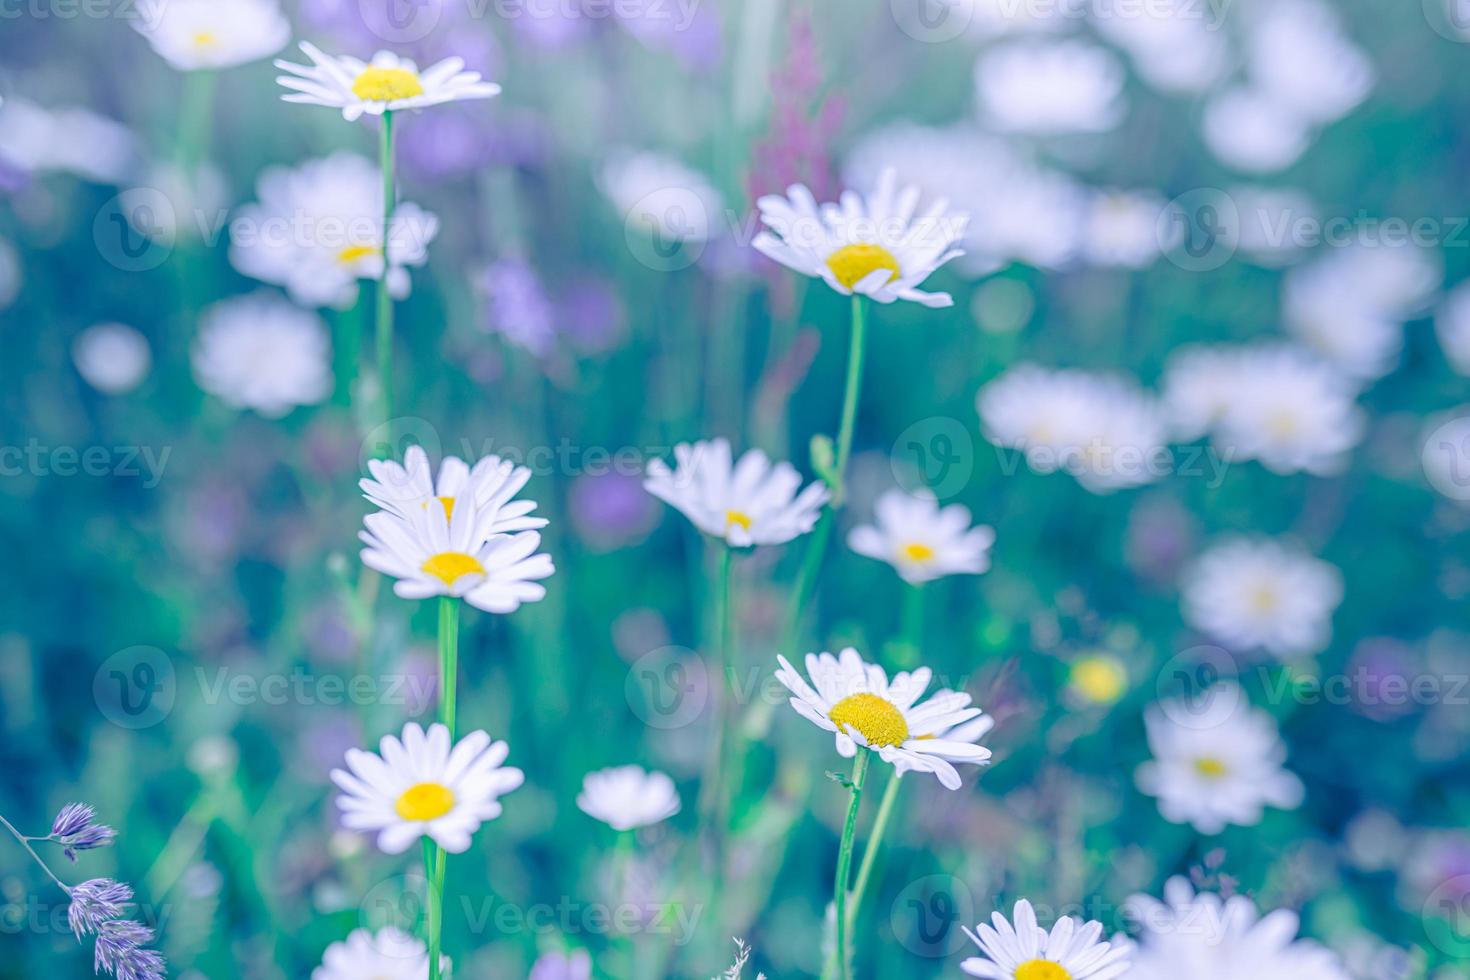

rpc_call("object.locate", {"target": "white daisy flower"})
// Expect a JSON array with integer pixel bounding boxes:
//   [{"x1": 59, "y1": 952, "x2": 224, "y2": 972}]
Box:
[
  {"x1": 312, "y1": 927, "x2": 435, "y2": 980},
  {"x1": 1247, "y1": 0, "x2": 1374, "y2": 126},
  {"x1": 1136, "y1": 683, "x2": 1305, "y2": 835},
  {"x1": 0, "y1": 98, "x2": 137, "y2": 184},
  {"x1": 1181, "y1": 536, "x2": 1343, "y2": 659},
  {"x1": 72, "y1": 323, "x2": 151, "y2": 396},
  {"x1": 275, "y1": 43, "x2": 502, "y2": 121},
  {"x1": 192, "y1": 291, "x2": 332, "y2": 418},
  {"x1": 752, "y1": 168, "x2": 969, "y2": 308},
  {"x1": 1231, "y1": 185, "x2": 1316, "y2": 267},
  {"x1": 1436, "y1": 281, "x2": 1470, "y2": 376},
  {"x1": 1202, "y1": 89, "x2": 1311, "y2": 174},
  {"x1": 643, "y1": 438, "x2": 829, "y2": 548},
  {"x1": 1160, "y1": 344, "x2": 1249, "y2": 442},
  {"x1": 961, "y1": 898, "x2": 1132, "y2": 980},
  {"x1": 774, "y1": 648, "x2": 992, "y2": 790},
  {"x1": 333, "y1": 722, "x2": 523, "y2": 855},
  {"x1": 1212, "y1": 345, "x2": 1365, "y2": 476},
  {"x1": 1125, "y1": 878, "x2": 1350, "y2": 980},
  {"x1": 361, "y1": 444, "x2": 546, "y2": 537},
  {"x1": 133, "y1": 0, "x2": 289, "y2": 72},
  {"x1": 229, "y1": 152, "x2": 439, "y2": 310},
  {"x1": 977, "y1": 365, "x2": 1169, "y2": 493},
  {"x1": 598, "y1": 150, "x2": 724, "y2": 244},
  {"x1": 576, "y1": 766, "x2": 681, "y2": 832},
  {"x1": 359, "y1": 501, "x2": 555, "y2": 614},
  {"x1": 847, "y1": 489, "x2": 995, "y2": 585},
  {"x1": 1081, "y1": 190, "x2": 1175, "y2": 269},
  {"x1": 1093, "y1": 0, "x2": 1229, "y2": 95},
  {"x1": 974, "y1": 40, "x2": 1127, "y2": 135}
]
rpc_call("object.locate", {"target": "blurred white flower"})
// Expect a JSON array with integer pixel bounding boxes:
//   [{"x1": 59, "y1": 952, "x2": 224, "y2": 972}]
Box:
[
  {"x1": 975, "y1": 40, "x2": 1127, "y2": 135},
  {"x1": 1093, "y1": 0, "x2": 1229, "y2": 95},
  {"x1": 312, "y1": 927, "x2": 434, "y2": 980},
  {"x1": 1125, "y1": 878, "x2": 1349, "y2": 979},
  {"x1": 192, "y1": 292, "x2": 332, "y2": 417},
  {"x1": 121, "y1": 162, "x2": 229, "y2": 244},
  {"x1": 1435, "y1": 281, "x2": 1470, "y2": 376},
  {"x1": 1230, "y1": 185, "x2": 1317, "y2": 267},
  {"x1": 753, "y1": 168, "x2": 969, "y2": 307},
  {"x1": 978, "y1": 365, "x2": 1169, "y2": 493},
  {"x1": 775, "y1": 648, "x2": 992, "y2": 790},
  {"x1": 1283, "y1": 242, "x2": 1441, "y2": 381},
  {"x1": 276, "y1": 43, "x2": 501, "y2": 121},
  {"x1": 530, "y1": 949, "x2": 593, "y2": 980},
  {"x1": 576, "y1": 766, "x2": 681, "y2": 831},
  {"x1": 229, "y1": 152, "x2": 439, "y2": 310},
  {"x1": 1248, "y1": 0, "x2": 1374, "y2": 126},
  {"x1": 847, "y1": 489, "x2": 995, "y2": 586},
  {"x1": 1082, "y1": 190, "x2": 1175, "y2": 269},
  {"x1": 644, "y1": 438, "x2": 829, "y2": 548},
  {"x1": 72, "y1": 323, "x2": 151, "y2": 395},
  {"x1": 361, "y1": 444, "x2": 547, "y2": 535},
  {"x1": 0, "y1": 98, "x2": 137, "y2": 183},
  {"x1": 1212, "y1": 345, "x2": 1366, "y2": 475},
  {"x1": 1160, "y1": 344, "x2": 1249, "y2": 442},
  {"x1": 1182, "y1": 536, "x2": 1343, "y2": 658},
  {"x1": 961, "y1": 898, "x2": 1131, "y2": 980},
  {"x1": 134, "y1": 0, "x2": 289, "y2": 72},
  {"x1": 1136, "y1": 684, "x2": 1305, "y2": 834},
  {"x1": 360, "y1": 502, "x2": 555, "y2": 613},
  {"x1": 1202, "y1": 89, "x2": 1312, "y2": 174},
  {"x1": 599, "y1": 150, "x2": 723, "y2": 244},
  {"x1": 332, "y1": 722, "x2": 523, "y2": 855}
]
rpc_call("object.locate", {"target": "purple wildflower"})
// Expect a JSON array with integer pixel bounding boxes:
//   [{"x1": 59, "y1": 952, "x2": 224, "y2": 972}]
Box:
[
  {"x1": 68, "y1": 879, "x2": 166, "y2": 980},
  {"x1": 67, "y1": 878, "x2": 132, "y2": 938},
  {"x1": 50, "y1": 803, "x2": 116, "y2": 862},
  {"x1": 478, "y1": 258, "x2": 557, "y2": 358}
]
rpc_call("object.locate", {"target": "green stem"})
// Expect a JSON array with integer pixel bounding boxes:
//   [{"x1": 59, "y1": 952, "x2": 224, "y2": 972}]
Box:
[
  {"x1": 696, "y1": 546, "x2": 735, "y2": 829},
  {"x1": 830, "y1": 749, "x2": 870, "y2": 980},
  {"x1": 846, "y1": 770, "x2": 901, "y2": 932},
  {"x1": 423, "y1": 838, "x2": 445, "y2": 980},
  {"x1": 831, "y1": 295, "x2": 870, "y2": 506},
  {"x1": 426, "y1": 596, "x2": 458, "y2": 980},
  {"x1": 376, "y1": 110, "x2": 397, "y2": 429},
  {"x1": 0, "y1": 812, "x2": 71, "y2": 893}
]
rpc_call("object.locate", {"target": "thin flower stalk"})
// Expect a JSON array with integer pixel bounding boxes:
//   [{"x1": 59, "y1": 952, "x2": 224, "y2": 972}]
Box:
[
  {"x1": 426, "y1": 594, "x2": 460, "y2": 980},
  {"x1": 828, "y1": 748, "x2": 870, "y2": 980},
  {"x1": 376, "y1": 110, "x2": 397, "y2": 427}
]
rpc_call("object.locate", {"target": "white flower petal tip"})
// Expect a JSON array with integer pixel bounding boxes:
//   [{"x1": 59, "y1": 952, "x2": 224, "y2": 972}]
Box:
[{"x1": 576, "y1": 766, "x2": 681, "y2": 832}]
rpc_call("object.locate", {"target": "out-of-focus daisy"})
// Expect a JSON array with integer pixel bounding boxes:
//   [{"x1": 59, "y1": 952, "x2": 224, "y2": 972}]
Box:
[
  {"x1": 977, "y1": 365, "x2": 1169, "y2": 493},
  {"x1": 1436, "y1": 282, "x2": 1470, "y2": 376},
  {"x1": 1125, "y1": 878, "x2": 1350, "y2": 980},
  {"x1": 0, "y1": 98, "x2": 137, "y2": 184},
  {"x1": 1067, "y1": 654, "x2": 1128, "y2": 707},
  {"x1": 192, "y1": 292, "x2": 332, "y2": 418},
  {"x1": 1248, "y1": 0, "x2": 1374, "y2": 126},
  {"x1": 1202, "y1": 89, "x2": 1311, "y2": 174},
  {"x1": 847, "y1": 489, "x2": 995, "y2": 585},
  {"x1": 1136, "y1": 683, "x2": 1304, "y2": 834},
  {"x1": 1093, "y1": 0, "x2": 1229, "y2": 95},
  {"x1": 643, "y1": 438, "x2": 829, "y2": 548},
  {"x1": 530, "y1": 949, "x2": 593, "y2": 980},
  {"x1": 331, "y1": 722, "x2": 524, "y2": 855},
  {"x1": 312, "y1": 927, "x2": 434, "y2": 980},
  {"x1": 975, "y1": 40, "x2": 1127, "y2": 135},
  {"x1": 576, "y1": 766, "x2": 681, "y2": 832},
  {"x1": 133, "y1": 0, "x2": 289, "y2": 72},
  {"x1": 774, "y1": 648, "x2": 992, "y2": 790},
  {"x1": 1231, "y1": 185, "x2": 1317, "y2": 267},
  {"x1": 72, "y1": 323, "x2": 151, "y2": 396},
  {"x1": 961, "y1": 898, "x2": 1132, "y2": 980},
  {"x1": 752, "y1": 167, "x2": 969, "y2": 307},
  {"x1": 1181, "y1": 536, "x2": 1342, "y2": 659},
  {"x1": 275, "y1": 43, "x2": 502, "y2": 121},
  {"x1": 229, "y1": 152, "x2": 439, "y2": 310},
  {"x1": 598, "y1": 150, "x2": 723, "y2": 244},
  {"x1": 121, "y1": 162, "x2": 230, "y2": 245},
  {"x1": 1160, "y1": 345, "x2": 1248, "y2": 442},
  {"x1": 1211, "y1": 345, "x2": 1365, "y2": 475},
  {"x1": 359, "y1": 502, "x2": 555, "y2": 614},
  {"x1": 1081, "y1": 190, "x2": 1175, "y2": 269},
  {"x1": 360, "y1": 444, "x2": 546, "y2": 536}
]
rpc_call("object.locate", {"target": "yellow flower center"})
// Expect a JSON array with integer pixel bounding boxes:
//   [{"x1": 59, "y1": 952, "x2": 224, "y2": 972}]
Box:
[
  {"x1": 725, "y1": 510, "x2": 753, "y2": 532},
  {"x1": 352, "y1": 66, "x2": 426, "y2": 103},
  {"x1": 421, "y1": 551, "x2": 485, "y2": 588},
  {"x1": 422, "y1": 496, "x2": 457, "y2": 521},
  {"x1": 1248, "y1": 585, "x2": 1279, "y2": 614},
  {"x1": 826, "y1": 243, "x2": 901, "y2": 290},
  {"x1": 1266, "y1": 409, "x2": 1300, "y2": 439},
  {"x1": 394, "y1": 782, "x2": 456, "y2": 821},
  {"x1": 1194, "y1": 757, "x2": 1229, "y2": 778},
  {"x1": 337, "y1": 243, "x2": 380, "y2": 265},
  {"x1": 1016, "y1": 961, "x2": 1072, "y2": 980},
  {"x1": 192, "y1": 31, "x2": 218, "y2": 47},
  {"x1": 1070, "y1": 655, "x2": 1127, "y2": 704},
  {"x1": 828, "y1": 693, "x2": 909, "y2": 747},
  {"x1": 901, "y1": 542, "x2": 936, "y2": 562}
]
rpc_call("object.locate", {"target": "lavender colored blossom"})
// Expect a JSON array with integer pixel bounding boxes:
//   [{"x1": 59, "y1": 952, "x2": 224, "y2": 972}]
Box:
[
  {"x1": 68, "y1": 879, "x2": 166, "y2": 980},
  {"x1": 50, "y1": 803, "x2": 116, "y2": 861},
  {"x1": 67, "y1": 878, "x2": 132, "y2": 938},
  {"x1": 479, "y1": 258, "x2": 557, "y2": 358}
]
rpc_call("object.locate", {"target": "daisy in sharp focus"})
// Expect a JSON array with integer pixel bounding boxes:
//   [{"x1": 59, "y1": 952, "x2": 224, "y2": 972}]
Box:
[
  {"x1": 775, "y1": 648, "x2": 992, "y2": 790},
  {"x1": 1182, "y1": 536, "x2": 1343, "y2": 658},
  {"x1": 192, "y1": 291, "x2": 332, "y2": 418},
  {"x1": 1124, "y1": 878, "x2": 1350, "y2": 980},
  {"x1": 361, "y1": 444, "x2": 546, "y2": 536},
  {"x1": 275, "y1": 43, "x2": 502, "y2": 121},
  {"x1": 331, "y1": 722, "x2": 523, "y2": 854},
  {"x1": 1135, "y1": 682, "x2": 1305, "y2": 835},
  {"x1": 133, "y1": 0, "x2": 289, "y2": 72},
  {"x1": 312, "y1": 927, "x2": 437, "y2": 980},
  {"x1": 359, "y1": 498, "x2": 555, "y2": 614},
  {"x1": 847, "y1": 489, "x2": 995, "y2": 585},
  {"x1": 576, "y1": 766, "x2": 681, "y2": 832},
  {"x1": 644, "y1": 438, "x2": 829, "y2": 547},
  {"x1": 961, "y1": 898, "x2": 1132, "y2": 980},
  {"x1": 752, "y1": 167, "x2": 969, "y2": 307}
]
